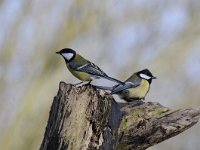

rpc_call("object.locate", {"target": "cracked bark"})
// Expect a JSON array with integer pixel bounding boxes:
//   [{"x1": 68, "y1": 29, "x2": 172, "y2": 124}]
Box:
[{"x1": 40, "y1": 82, "x2": 200, "y2": 150}]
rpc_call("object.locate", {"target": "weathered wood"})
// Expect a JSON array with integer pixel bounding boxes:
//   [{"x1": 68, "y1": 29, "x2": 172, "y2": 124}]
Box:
[
  {"x1": 117, "y1": 102, "x2": 200, "y2": 150},
  {"x1": 40, "y1": 82, "x2": 200, "y2": 150}
]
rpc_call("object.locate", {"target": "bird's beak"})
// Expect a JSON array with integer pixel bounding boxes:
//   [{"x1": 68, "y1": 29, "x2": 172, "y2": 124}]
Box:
[
  {"x1": 56, "y1": 51, "x2": 60, "y2": 54},
  {"x1": 152, "y1": 76, "x2": 157, "y2": 79}
]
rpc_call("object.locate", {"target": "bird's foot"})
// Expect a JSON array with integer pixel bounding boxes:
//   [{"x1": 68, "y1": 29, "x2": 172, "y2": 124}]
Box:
[
  {"x1": 83, "y1": 81, "x2": 92, "y2": 86},
  {"x1": 74, "y1": 81, "x2": 84, "y2": 86}
]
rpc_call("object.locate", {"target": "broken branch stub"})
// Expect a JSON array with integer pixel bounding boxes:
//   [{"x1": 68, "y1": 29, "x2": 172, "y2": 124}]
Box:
[{"x1": 40, "y1": 82, "x2": 200, "y2": 150}]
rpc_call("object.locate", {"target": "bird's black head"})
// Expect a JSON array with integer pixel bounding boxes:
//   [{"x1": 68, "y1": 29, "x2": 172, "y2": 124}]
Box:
[
  {"x1": 137, "y1": 69, "x2": 156, "y2": 84},
  {"x1": 56, "y1": 48, "x2": 76, "y2": 62}
]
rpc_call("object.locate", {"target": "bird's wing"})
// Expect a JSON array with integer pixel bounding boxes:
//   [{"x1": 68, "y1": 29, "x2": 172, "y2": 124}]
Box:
[
  {"x1": 69, "y1": 60, "x2": 124, "y2": 84},
  {"x1": 75, "y1": 61, "x2": 108, "y2": 77},
  {"x1": 68, "y1": 61, "x2": 102, "y2": 75},
  {"x1": 111, "y1": 81, "x2": 140, "y2": 94}
]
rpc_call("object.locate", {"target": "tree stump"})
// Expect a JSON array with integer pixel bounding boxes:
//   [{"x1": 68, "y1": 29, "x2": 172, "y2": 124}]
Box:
[{"x1": 40, "y1": 82, "x2": 200, "y2": 150}]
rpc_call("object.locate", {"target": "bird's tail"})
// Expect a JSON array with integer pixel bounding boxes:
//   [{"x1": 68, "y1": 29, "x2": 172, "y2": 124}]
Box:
[
  {"x1": 104, "y1": 76, "x2": 124, "y2": 85},
  {"x1": 110, "y1": 85, "x2": 124, "y2": 94},
  {"x1": 94, "y1": 85, "x2": 113, "y2": 91}
]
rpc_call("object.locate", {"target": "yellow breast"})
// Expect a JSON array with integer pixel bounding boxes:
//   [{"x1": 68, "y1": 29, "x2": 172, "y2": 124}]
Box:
[
  {"x1": 122, "y1": 80, "x2": 150, "y2": 100},
  {"x1": 67, "y1": 65, "x2": 91, "y2": 81}
]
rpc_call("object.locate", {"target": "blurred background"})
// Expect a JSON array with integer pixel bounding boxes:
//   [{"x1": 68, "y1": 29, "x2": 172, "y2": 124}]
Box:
[{"x1": 0, "y1": 0, "x2": 200, "y2": 149}]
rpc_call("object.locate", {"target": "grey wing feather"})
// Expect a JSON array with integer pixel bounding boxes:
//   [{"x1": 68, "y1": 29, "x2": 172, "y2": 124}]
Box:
[
  {"x1": 76, "y1": 61, "x2": 107, "y2": 77},
  {"x1": 111, "y1": 81, "x2": 140, "y2": 94},
  {"x1": 69, "y1": 61, "x2": 124, "y2": 84}
]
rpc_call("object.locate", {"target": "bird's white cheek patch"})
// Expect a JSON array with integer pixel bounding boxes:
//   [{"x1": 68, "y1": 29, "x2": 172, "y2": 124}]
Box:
[
  {"x1": 62, "y1": 53, "x2": 74, "y2": 60},
  {"x1": 140, "y1": 74, "x2": 151, "y2": 80}
]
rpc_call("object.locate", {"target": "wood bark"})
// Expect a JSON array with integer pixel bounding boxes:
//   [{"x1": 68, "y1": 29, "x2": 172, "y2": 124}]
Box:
[{"x1": 40, "y1": 82, "x2": 200, "y2": 150}]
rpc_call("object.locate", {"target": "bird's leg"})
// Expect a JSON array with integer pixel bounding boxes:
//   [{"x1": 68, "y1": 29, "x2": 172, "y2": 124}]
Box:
[
  {"x1": 84, "y1": 80, "x2": 92, "y2": 86},
  {"x1": 74, "y1": 81, "x2": 84, "y2": 86}
]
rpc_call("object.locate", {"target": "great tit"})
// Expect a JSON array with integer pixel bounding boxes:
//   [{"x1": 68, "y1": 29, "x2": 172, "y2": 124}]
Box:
[
  {"x1": 56, "y1": 48, "x2": 124, "y2": 85},
  {"x1": 95, "y1": 69, "x2": 156, "y2": 102}
]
